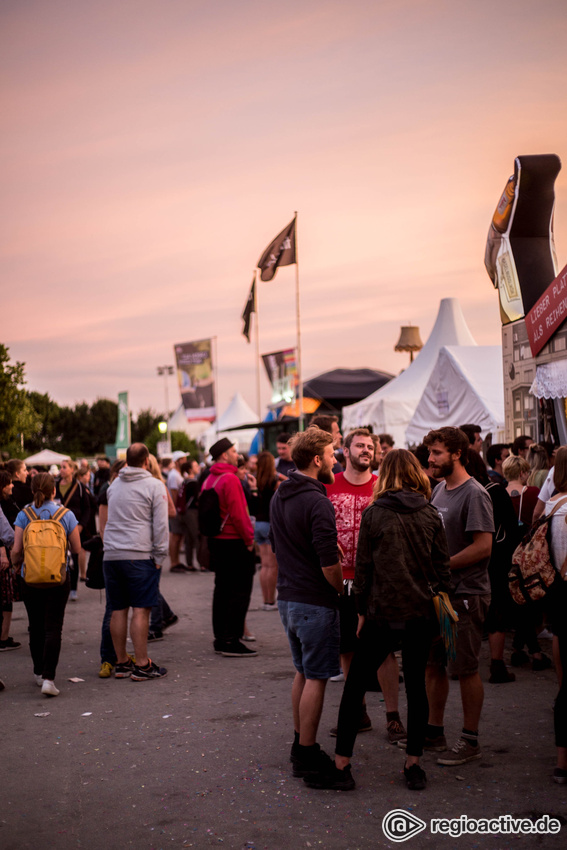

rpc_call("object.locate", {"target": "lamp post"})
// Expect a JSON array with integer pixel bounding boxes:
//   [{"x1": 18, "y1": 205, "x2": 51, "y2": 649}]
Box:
[
  {"x1": 394, "y1": 325, "x2": 423, "y2": 366},
  {"x1": 156, "y1": 419, "x2": 171, "y2": 459},
  {"x1": 157, "y1": 365, "x2": 174, "y2": 417}
]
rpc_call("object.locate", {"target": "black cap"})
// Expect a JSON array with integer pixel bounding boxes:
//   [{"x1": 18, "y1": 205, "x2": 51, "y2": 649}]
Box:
[{"x1": 209, "y1": 437, "x2": 234, "y2": 460}]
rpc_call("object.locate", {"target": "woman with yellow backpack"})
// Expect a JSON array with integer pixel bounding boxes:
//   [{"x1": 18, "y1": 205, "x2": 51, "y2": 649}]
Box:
[{"x1": 11, "y1": 473, "x2": 81, "y2": 697}]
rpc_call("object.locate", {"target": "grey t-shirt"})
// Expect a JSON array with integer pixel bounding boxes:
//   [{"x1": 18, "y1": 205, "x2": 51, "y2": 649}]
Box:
[{"x1": 431, "y1": 477, "x2": 494, "y2": 596}]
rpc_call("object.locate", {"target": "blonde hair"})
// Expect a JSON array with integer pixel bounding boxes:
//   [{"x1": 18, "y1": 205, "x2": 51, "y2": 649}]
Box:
[
  {"x1": 372, "y1": 449, "x2": 431, "y2": 502},
  {"x1": 502, "y1": 454, "x2": 530, "y2": 482},
  {"x1": 148, "y1": 454, "x2": 167, "y2": 488}
]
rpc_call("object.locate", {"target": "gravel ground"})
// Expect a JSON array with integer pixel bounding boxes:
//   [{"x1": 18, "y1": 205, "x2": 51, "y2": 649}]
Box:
[{"x1": 1, "y1": 562, "x2": 566, "y2": 850}]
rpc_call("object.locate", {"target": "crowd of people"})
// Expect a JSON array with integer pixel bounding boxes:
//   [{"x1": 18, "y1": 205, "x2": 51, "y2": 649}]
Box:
[{"x1": 0, "y1": 421, "x2": 565, "y2": 794}]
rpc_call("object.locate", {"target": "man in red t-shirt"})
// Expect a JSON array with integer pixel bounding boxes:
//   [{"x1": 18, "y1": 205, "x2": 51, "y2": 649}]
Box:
[{"x1": 326, "y1": 428, "x2": 406, "y2": 744}]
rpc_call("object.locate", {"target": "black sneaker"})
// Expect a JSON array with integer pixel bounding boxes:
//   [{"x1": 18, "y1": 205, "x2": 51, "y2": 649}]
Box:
[
  {"x1": 162, "y1": 614, "x2": 179, "y2": 630},
  {"x1": 404, "y1": 763, "x2": 426, "y2": 790},
  {"x1": 489, "y1": 660, "x2": 516, "y2": 683},
  {"x1": 131, "y1": 659, "x2": 168, "y2": 681},
  {"x1": 533, "y1": 653, "x2": 552, "y2": 671},
  {"x1": 220, "y1": 642, "x2": 258, "y2": 657},
  {"x1": 0, "y1": 637, "x2": 21, "y2": 651},
  {"x1": 147, "y1": 630, "x2": 164, "y2": 642},
  {"x1": 292, "y1": 744, "x2": 335, "y2": 778},
  {"x1": 304, "y1": 763, "x2": 356, "y2": 791},
  {"x1": 114, "y1": 658, "x2": 136, "y2": 678},
  {"x1": 511, "y1": 649, "x2": 529, "y2": 667}
]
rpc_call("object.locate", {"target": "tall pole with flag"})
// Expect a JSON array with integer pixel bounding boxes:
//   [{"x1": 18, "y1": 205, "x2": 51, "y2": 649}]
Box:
[
  {"x1": 256, "y1": 214, "x2": 303, "y2": 429},
  {"x1": 241, "y1": 271, "x2": 262, "y2": 422}
]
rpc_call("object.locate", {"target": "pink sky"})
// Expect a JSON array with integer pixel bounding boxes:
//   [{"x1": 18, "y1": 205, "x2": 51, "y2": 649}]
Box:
[{"x1": 3, "y1": 0, "x2": 567, "y2": 420}]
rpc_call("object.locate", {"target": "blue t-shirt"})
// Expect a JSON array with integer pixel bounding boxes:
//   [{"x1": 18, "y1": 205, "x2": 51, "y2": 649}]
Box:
[
  {"x1": 15, "y1": 501, "x2": 78, "y2": 576},
  {"x1": 15, "y1": 501, "x2": 78, "y2": 537}
]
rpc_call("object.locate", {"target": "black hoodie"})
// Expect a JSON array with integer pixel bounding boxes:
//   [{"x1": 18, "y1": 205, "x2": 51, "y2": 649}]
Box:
[
  {"x1": 270, "y1": 471, "x2": 340, "y2": 609},
  {"x1": 354, "y1": 488, "x2": 451, "y2": 622}
]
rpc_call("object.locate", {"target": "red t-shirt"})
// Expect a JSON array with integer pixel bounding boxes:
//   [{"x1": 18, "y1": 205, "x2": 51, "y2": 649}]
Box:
[{"x1": 325, "y1": 472, "x2": 374, "y2": 580}]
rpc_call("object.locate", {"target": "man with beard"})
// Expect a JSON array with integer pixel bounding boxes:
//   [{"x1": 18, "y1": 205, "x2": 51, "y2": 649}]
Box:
[
  {"x1": 326, "y1": 429, "x2": 406, "y2": 744},
  {"x1": 424, "y1": 427, "x2": 494, "y2": 766},
  {"x1": 270, "y1": 428, "x2": 343, "y2": 780}
]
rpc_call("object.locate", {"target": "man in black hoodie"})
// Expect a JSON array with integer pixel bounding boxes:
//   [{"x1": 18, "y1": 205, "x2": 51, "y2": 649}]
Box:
[{"x1": 270, "y1": 428, "x2": 343, "y2": 779}]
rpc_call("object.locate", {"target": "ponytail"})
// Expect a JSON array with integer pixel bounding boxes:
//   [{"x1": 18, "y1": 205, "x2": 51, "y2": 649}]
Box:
[{"x1": 32, "y1": 473, "x2": 55, "y2": 508}]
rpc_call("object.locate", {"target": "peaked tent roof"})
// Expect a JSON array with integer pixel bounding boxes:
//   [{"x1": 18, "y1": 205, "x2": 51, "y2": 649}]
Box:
[
  {"x1": 200, "y1": 392, "x2": 259, "y2": 452},
  {"x1": 341, "y1": 298, "x2": 477, "y2": 447},
  {"x1": 405, "y1": 346, "x2": 505, "y2": 446}
]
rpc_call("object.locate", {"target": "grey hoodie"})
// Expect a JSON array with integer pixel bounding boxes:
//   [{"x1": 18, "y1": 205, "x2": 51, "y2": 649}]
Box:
[{"x1": 103, "y1": 466, "x2": 169, "y2": 563}]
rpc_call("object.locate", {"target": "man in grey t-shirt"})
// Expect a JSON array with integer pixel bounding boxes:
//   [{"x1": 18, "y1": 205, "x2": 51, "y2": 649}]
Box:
[{"x1": 423, "y1": 427, "x2": 494, "y2": 767}]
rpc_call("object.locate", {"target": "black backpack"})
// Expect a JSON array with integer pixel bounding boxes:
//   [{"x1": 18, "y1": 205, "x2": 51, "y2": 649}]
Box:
[{"x1": 198, "y1": 474, "x2": 229, "y2": 537}]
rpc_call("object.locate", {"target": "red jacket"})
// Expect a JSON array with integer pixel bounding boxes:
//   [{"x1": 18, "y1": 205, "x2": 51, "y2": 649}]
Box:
[{"x1": 202, "y1": 462, "x2": 254, "y2": 547}]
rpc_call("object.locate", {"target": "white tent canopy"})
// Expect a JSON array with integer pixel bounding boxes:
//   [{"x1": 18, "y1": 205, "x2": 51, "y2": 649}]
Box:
[
  {"x1": 168, "y1": 404, "x2": 211, "y2": 441},
  {"x1": 405, "y1": 346, "x2": 505, "y2": 446},
  {"x1": 342, "y1": 298, "x2": 477, "y2": 447},
  {"x1": 24, "y1": 449, "x2": 71, "y2": 466},
  {"x1": 200, "y1": 392, "x2": 258, "y2": 453}
]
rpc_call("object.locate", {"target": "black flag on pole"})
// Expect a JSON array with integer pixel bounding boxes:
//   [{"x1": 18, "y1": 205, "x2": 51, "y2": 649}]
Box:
[
  {"x1": 241, "y1": 274, "x2": 256, "y2": 342},
  {"x1": 257, "y1": 216, "x2": 296, "y2": 281}
]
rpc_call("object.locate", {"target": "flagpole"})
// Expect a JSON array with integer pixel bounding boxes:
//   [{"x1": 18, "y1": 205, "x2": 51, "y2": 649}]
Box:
[
  {"x1": 294, "y1": 211, "x2": 304, "y2": 431},
  {"x1": 212, "y1": 335, "x2": 219, "y2": 438},
  {"x1": 253, "y1": 271, "x2": 262, "y2": 448}
]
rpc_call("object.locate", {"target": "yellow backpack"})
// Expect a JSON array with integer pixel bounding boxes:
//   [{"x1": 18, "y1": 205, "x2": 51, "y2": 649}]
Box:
[{"x1": 22, "y1": 506, "x2": 69, "y2": 587}]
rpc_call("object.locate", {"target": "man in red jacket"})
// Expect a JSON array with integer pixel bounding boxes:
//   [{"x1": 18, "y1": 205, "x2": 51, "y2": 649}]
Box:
[{"x1": 203, "y1": 438, "x2": 257, "y2": 658}]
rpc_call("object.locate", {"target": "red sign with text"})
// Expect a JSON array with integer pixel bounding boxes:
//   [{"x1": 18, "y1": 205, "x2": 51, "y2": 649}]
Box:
[{"x1": 525, "y1": 262, "x2": 567, "y2": 357}]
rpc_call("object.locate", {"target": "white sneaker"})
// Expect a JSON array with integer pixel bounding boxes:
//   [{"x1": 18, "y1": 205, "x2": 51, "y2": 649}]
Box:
[
  {"x1": 330, "y1": 671, "x2": 344, "y2": 682},
  {"x1": 34, "y1": 674, "x2": 43, "y2": 687},
  {"x1": 41, "y1": 679, "x2": 60, "y2": 697},
  {"x1": 262, "y1": 603, "x2": 277, "y2": 611},
  {"x1": 69, "y1": 590, "x2": 78, "y2": 601}
]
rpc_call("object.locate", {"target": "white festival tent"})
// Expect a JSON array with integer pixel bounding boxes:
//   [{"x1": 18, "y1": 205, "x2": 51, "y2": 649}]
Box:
[
  {"x1": 24, "y1": 449, "x2": 71, "y2": 466},
  {"x1": 405, "y1": 345, "x2": 505, "y2": 446},
  {"x1": 168, "y1": 404, "x2": 211, "y2": 441},
  {"x1": 200, "y1": 392, "x2": 258, "y2": 453},
  {"x1": 341, "y1": 298, "x2": 477, "y2": 447}
]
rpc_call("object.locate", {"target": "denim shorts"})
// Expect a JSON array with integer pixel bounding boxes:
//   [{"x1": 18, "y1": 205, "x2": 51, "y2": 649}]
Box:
[
  {"x1": 103, "y1": 559, "x2": 161, "y2": 610},
  {"x1": 278, "y1": 600, "x2": 340, "y2": 679},
  {"x1": 254, "y1": 521, "x2": 271, "y2": 546}
]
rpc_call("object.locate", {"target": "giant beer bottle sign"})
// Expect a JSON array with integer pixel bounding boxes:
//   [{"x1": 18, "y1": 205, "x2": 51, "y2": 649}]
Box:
[{"x1": 485, "y1": 154, "x2": 561, "y2": 324}]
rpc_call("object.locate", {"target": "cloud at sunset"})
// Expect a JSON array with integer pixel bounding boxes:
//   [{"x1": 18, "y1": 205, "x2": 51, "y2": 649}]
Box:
[{"x1": 2, "y1": 0, "x2": 567, "y2": 418}]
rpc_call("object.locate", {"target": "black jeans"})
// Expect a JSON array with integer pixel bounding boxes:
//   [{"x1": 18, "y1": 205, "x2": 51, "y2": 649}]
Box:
[
  {"x1": 150, "y1": 592, "x2": 175, "y2": 632},
  {"x1": 20, "y1": 574, "x2": 70, "y2": 680},
  {"x1": 546, "y1": 580, "x2": 567, "y2": 748},
  {"x1": 335, "y1": 616, "x2": 436, "y2": 759},
  {"x1": 209, "y1": 538, "x2": 255, "y2": 647}
]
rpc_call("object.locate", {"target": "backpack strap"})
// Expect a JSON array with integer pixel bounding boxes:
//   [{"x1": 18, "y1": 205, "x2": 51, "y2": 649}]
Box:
[
  {"x1": 23, "y1": 506, "x2": 38, "y2": 522},
  {"x1": 52, "y1": 507, "x2": 69, "y2": 523},
  {"x1": 545, "y1": 496, "x2": 567, "y2": 521},
  {"x1": 62, "y1": 481, "x2": 79, "y2": 507}
]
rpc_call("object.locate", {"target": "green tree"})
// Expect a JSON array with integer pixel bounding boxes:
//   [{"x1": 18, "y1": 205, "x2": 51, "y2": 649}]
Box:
[
  {"x1": 0, "y1": 345, "x2": 40, "y2": 457},
  {"x1": 132, "y1": 408, "x2": 165, "y2": 444},
  {"x1": 26, "y1": 391, "x2": 63, "y2": 453},
  {"x1": 145, "y1": 428, "x2": 198, "y2": 458}
]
